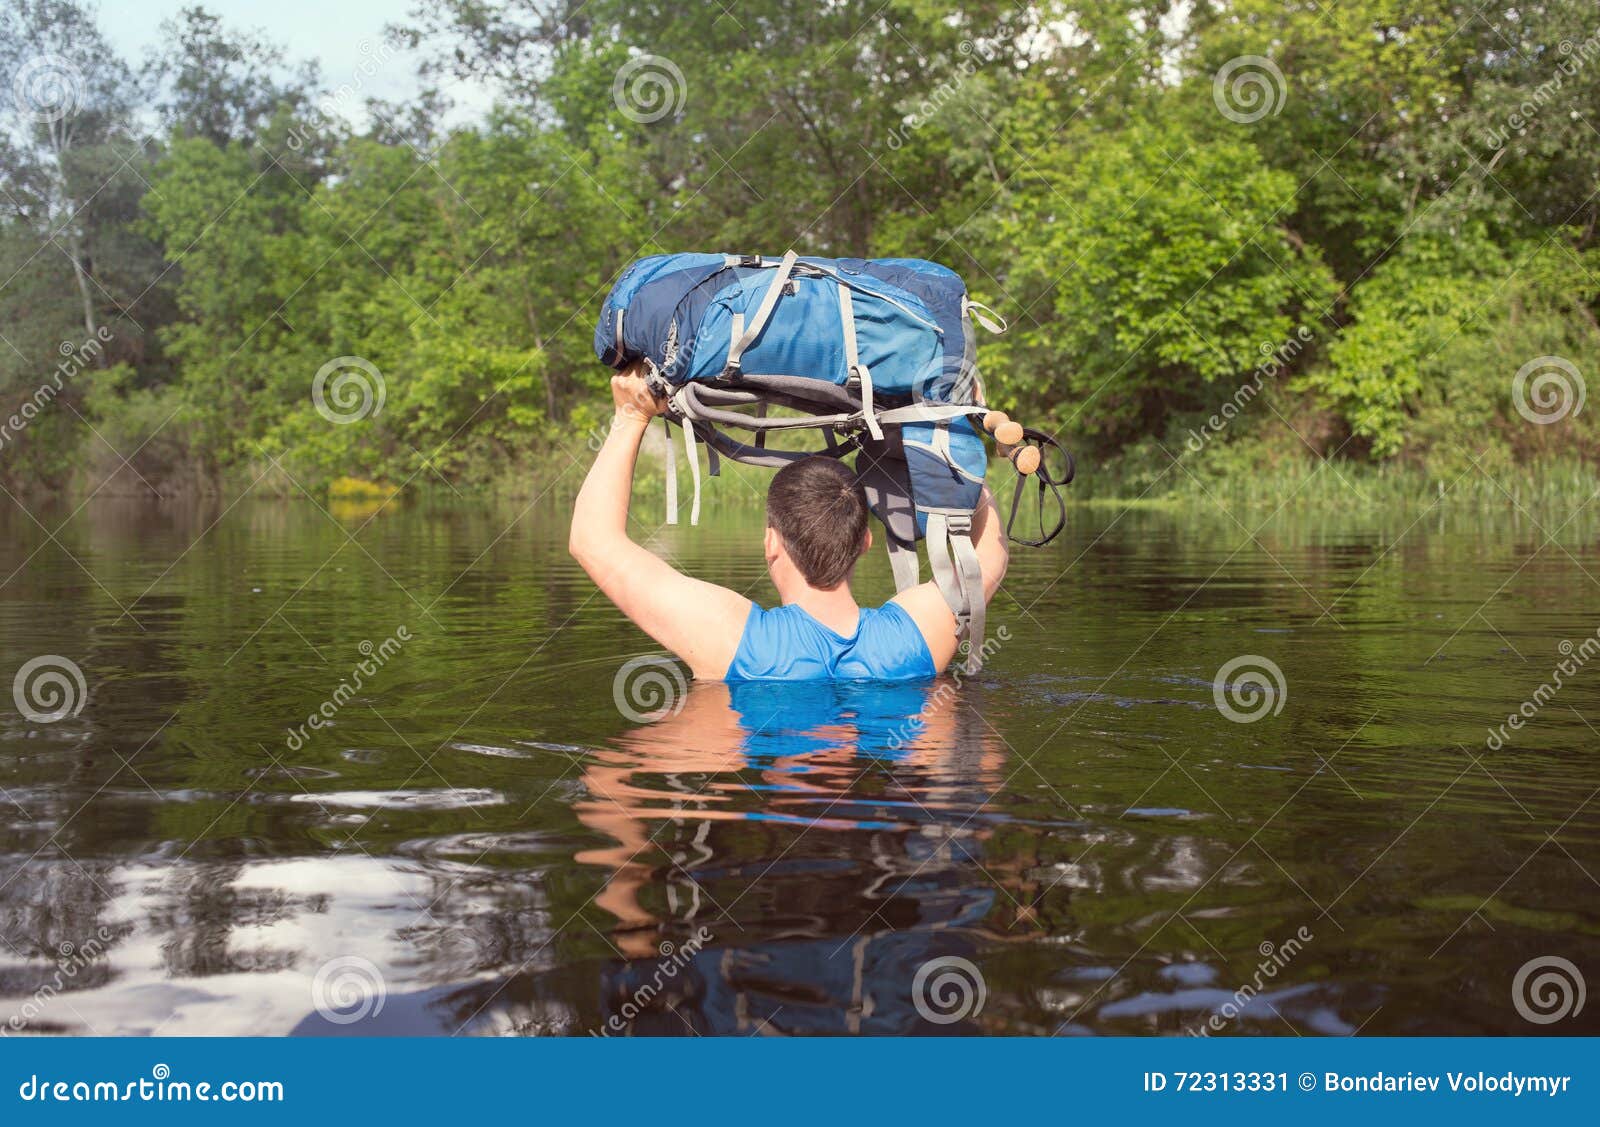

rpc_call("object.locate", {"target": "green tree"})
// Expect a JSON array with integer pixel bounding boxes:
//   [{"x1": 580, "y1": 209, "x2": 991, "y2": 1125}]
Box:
[{"x1": 979, "y1": 116, "x2": 1337, "y2": 452}]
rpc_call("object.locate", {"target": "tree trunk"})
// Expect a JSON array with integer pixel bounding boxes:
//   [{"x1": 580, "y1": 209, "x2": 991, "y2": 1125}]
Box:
[
  {"x1": 66, "y1": 232, "x2": 99, "y2": 343},
  {"x1": 48, "y1": 118, "x2": 100, "y2": 349}
]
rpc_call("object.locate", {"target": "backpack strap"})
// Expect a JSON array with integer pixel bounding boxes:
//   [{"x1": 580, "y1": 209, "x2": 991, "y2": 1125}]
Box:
[
  {"x1": 697, "y1": 421, "x2": 828, "y2": 469},
  {"x1": 924, "y1": 509, "x2": 987, "y2": 675},
  {"x1": 681, "y1": 417, "x2": 703, "y2": 525},
  {"x1": 949, "y1": 519, "x2": 986, "y2": 676},
  {"x1": 964, "y1": 298, "x2": 1008, "y2": 334},
  {"x1": 662, "y1": 416, "x2": 679, "y2": 525},
  {"x1": 724, "y1": 249, "x2": 799, "y2": 376},
  {"x1": 885, "y1": 535, "x2": 920, "y2": 592},
  {"x1": 873, "y1": 403, "x2": 989, "y2": 425},
  {"x1": 836, "y1": 282, "x2": 883, "y2": 440},
  {"x1": 1004, "y1": 427, "x2": 1074, "y2": 548}
]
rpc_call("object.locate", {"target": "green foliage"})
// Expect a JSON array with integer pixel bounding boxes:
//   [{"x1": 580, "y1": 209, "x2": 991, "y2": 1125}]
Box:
[
  {"x1": 1, "y1": 0, "x2": 1597, "y2": 496},
  {"x1": 979, "y1": 117, "x2": 1338, "y2": 449},
  {"x1": 1307, "y1": 232, "x2": 1600, "y2": 469}
]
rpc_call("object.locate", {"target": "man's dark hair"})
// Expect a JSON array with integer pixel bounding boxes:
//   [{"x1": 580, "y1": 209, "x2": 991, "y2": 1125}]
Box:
[{"x1": 766, "y1": 456, "x2": 869, "y2": 589}]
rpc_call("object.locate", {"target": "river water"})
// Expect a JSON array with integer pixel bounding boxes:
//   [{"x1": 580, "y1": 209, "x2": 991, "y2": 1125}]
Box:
[{"x1": 1, "y1": 493, "x2": 1596, "y2": 1035}]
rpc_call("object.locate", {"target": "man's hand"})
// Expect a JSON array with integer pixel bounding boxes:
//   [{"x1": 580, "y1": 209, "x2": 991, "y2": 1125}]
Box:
[{"x1": 612, "y1": 367, "x2": 667, "y2": 422}]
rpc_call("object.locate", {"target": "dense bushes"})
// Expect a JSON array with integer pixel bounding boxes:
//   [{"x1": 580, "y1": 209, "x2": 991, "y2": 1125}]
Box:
[{"x1": 1, "y1": 1, "x2": 1596, "y2": 497}]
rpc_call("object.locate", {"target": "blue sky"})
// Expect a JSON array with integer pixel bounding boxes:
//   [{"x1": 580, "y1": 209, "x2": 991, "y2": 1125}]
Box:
[{"x1": 98, "y1": 0, "x2": 494, "y2": 125}]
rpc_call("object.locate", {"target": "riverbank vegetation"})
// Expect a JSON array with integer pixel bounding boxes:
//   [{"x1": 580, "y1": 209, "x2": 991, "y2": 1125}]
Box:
[{"x1": 1, "y1": 1, "x2": 1596, "y2": 503}]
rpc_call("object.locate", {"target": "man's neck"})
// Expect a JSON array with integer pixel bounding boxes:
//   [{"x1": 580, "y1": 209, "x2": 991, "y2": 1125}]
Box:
[{"x1": 779, "y1": 581, "x2": 860, "y2": 636}]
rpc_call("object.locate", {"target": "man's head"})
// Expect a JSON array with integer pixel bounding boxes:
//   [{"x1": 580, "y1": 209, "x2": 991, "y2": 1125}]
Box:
[{"x1": 764, "y1": 456, "x2": 871, "y2": 591}]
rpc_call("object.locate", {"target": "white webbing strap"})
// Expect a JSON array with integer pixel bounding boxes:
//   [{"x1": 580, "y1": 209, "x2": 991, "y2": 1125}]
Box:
[
  {"x1": 964, "y1": 298, "x2": 1007, "y2": 334},
  {"x1": 836, "y1": 282, "x2": 883, "y2": 441},
  {"x1": 662, "y1": 416, "x2": 678, "y2": 525},
  {"x1": 682, "y1": 416, "x2": 702, "y2": 526},
  {"x1": 924, "y1": 512, "x2": 967, "y2": 639},
  {"x1": 725, "y1": 249, "x2": 799, "y2": 374},
  {"x1": 936, "y1": 418, "x2": 986, "y2": 670},
  {"x1": 924, "y1": 510, "x2": 986, "y2": 674},
  {"x1": 873, "y1": 403, "x2": 988, "y2": 425},
  {"x1": 949, "y1": 524, "x2": 986, "y2": 675}
]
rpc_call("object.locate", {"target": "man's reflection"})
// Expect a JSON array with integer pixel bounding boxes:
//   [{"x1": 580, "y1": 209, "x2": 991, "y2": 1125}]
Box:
[{"x1": 575, "y1": 678, "x2": 1057, "y2": 1034}]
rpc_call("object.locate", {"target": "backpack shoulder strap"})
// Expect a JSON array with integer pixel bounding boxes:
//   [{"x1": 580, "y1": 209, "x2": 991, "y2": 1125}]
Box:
[{"x1": 924, "y1": 510, "x2": 987, "y2": 675}]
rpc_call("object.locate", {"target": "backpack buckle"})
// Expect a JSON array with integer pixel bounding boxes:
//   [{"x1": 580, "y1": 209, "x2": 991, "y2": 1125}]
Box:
[
  {"x1": 739, "y1": 254, "x2": 762, "y2": 267},
  {"x1": 945, "y1": 513, "x2": 973, "y2": 536}
]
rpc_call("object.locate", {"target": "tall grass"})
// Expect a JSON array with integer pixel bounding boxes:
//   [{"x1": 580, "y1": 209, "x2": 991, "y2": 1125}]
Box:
[{"x1": 1064, "y1": 456, "x2": 1597, "y2": 513}]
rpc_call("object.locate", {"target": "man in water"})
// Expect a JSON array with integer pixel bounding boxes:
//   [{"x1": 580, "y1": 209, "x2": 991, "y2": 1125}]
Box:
[{"x1": 569, "y1": 366, "x2": 1008, "y2": 680}]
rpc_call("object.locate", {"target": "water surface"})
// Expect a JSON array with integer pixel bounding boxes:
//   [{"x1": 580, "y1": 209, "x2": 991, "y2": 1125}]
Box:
[{"x1": 1, "y1": 493, "x2": 1597, "y2": 1035}]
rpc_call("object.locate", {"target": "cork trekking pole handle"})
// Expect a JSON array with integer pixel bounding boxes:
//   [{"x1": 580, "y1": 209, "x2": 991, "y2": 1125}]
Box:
[
  {"x1": 984, "y1": 410, "x2": 1024, "y2": 449},
  {"x1": 983, "y1": 409, "x2": 1036, "y2": 471},
  {"x1": 1008, "y1": 444, "x2": 1042, "y2": 475},
  {"x1": 992, "y1": 420, "x2": 1025, "y2": 462}
]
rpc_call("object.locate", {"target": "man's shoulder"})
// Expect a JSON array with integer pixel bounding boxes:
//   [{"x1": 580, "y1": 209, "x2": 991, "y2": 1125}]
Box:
[
  {"x1": 887, "y1": 581, "x2": 952, "y2": 618},
  {"x1": 887, "y1": 582, "x2": 959, "y2": 669}
]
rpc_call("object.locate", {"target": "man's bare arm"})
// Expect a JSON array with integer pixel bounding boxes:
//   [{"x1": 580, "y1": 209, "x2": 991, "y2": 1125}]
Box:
[{"x1": 568, "y1": 371, "x2": 752, "y2": 679}]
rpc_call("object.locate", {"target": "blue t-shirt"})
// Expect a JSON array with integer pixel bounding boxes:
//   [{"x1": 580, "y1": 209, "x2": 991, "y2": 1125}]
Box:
[{"x1": 726, "y1": 602, "x2": 937, "y2": 682}]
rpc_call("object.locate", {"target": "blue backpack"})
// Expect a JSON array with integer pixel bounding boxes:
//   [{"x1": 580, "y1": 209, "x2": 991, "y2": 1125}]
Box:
[{"x1": 594, "y1": 251, "x2": 1071, "y2": 672}]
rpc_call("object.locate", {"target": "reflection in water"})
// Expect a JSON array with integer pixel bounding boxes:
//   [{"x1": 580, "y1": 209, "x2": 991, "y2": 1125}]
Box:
[
  {"x1": 571, "y1": 680, "x2": 1026, "y2": 1034},
  {"x1": 2, "y1": 497, "x2": 1598, "y2": 1035}
]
